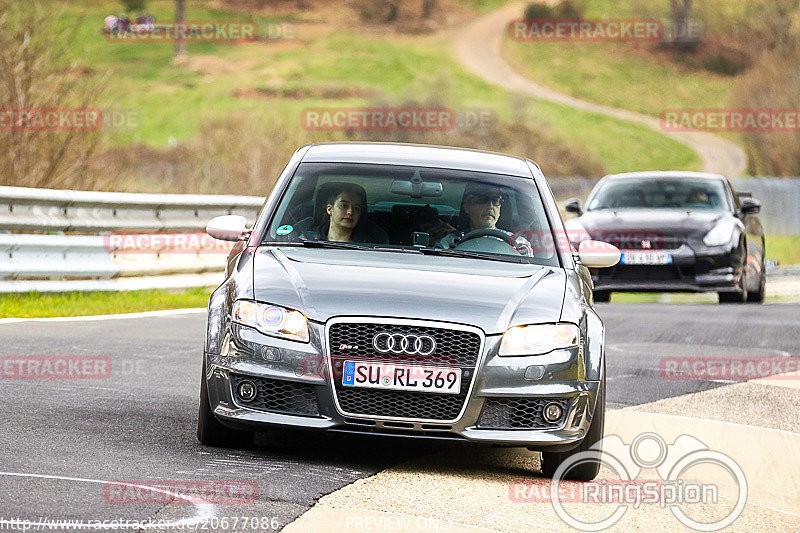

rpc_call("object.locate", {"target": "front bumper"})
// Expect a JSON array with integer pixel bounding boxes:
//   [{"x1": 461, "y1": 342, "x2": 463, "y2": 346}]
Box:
[
  {"x1": 591, "y1": 244, "x2": 744, "y2": 293},
  {"x1": 203, "y1": 321, "x2": 600, "y2": 450}
]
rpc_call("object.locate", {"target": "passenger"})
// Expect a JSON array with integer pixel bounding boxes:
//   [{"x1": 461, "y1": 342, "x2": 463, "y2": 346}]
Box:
[
  {"x1": 322, "y1": 184, "x2": 365, "y2": 242},
  {"x1": 293, "y1": 183, "x2": 376, "y2": 243}
]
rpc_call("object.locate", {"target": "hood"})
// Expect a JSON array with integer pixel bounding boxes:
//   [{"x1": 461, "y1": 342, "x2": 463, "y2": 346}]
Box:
[
  {"x1": 252, "y1": 247, "x2": 566, "y2": 334},
  {"x1": 577, "y1": 209, "x2": 726, "y2": 238}
]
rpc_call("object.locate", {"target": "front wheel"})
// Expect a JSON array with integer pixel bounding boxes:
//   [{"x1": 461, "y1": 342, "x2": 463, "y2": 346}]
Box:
[
  {"x1": 197, "y1": 360, "x2": 255, "y2": 448},
  {"x1": 540, "y1": 381, "x2": 605, "y2": 481},
  {"x1": 747, "y1": 266, "x2": 766, "y2": 303},
  {"x1": 593, "y1": 290, "x2": 610, "y2": 303}
]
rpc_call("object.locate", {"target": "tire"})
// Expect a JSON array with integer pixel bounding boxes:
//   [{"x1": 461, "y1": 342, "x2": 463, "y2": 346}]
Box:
[
  {"x1": 719, "y1": 268, "x2": 747, "y2": 304},
  {"x1": 593, "y1": 290, "x2": 610, "y2": 303},
  {"x1": 197, "y1": 360, "x2": 255, "y2": 448},
  {"x1": 541, "y1": 380, "x2": 605, "y2": 481},
  {"x1": 747, "y1": 265, "x2": 766, "y2": 303}
]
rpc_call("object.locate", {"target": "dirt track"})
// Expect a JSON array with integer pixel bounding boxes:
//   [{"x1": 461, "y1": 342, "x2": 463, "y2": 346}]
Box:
[{"x1": 452, "y1": 3, "x2": 748, "y2": 177}]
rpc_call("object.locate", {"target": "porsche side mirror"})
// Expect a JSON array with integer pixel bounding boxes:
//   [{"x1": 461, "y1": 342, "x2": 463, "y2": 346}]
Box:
[
  {"x1": 564, "y1": 198, "x2": 583, "y2": 216},
  {"x1": 740, "y1": 197, "x2": 761, "y2": 215}
]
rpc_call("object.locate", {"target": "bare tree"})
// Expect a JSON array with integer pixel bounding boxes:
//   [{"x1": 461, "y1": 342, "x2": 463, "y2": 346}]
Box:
[
  {"x1": 422, "y1": 0, "x2": 438, "y2": 19},
  {"x1": 669, "y1": 0, "x2": 694, "y2": 46},
  {"x1": 0, "y1": 1, "x2": 109, "y2": 189},
  {"x1": 174, "y1": 0, "x2": 186, "y2": 61}
]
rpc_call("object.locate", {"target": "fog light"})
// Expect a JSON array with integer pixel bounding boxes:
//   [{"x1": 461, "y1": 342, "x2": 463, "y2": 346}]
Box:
[
  {"x1": 237, "y1": 381, "x2": 257, "y2": 402},
  {"x1": 543, "y1": 402, "x2": 563, "y2": 422}
]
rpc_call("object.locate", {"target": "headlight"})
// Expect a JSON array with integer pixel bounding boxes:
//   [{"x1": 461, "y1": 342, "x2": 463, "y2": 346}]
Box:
[
  {"x1": 498, "y1": 323, "x2": 580, "y2": 356},
  {"x1": 703, "y1": 219, "x2": 740, "y2": 247},
  {"x1": 232, "y1": 300, "x2": 309, "y2": 343}
]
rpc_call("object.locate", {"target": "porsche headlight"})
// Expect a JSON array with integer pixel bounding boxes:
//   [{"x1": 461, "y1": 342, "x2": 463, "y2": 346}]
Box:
[
  {"x1": 232, "y1": 300, "x2": 309, "y2": 342},
  {"x1": 703, "y1": 219, "x2": 739, "y2": 247},
  {"x1": 498, "y1": 323, "x2": 580, "y2": 356}
]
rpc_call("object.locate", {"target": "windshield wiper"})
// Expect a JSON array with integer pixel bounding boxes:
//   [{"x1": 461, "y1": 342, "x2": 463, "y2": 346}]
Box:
[
  {"x1": 262, "y1": 240, "x2": 370, "y2": 250},
  {"x1": 264, "y1": 240, "x2": 429, "y2": 254},
  {"x1": 419, "y1": 248, "x2": 527, "y2": 263}
]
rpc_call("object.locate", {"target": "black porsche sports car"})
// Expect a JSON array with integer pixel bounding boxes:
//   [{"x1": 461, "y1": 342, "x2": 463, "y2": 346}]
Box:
[{"x1": 564, "y1": 171, "x2": 765, "y2": 303}]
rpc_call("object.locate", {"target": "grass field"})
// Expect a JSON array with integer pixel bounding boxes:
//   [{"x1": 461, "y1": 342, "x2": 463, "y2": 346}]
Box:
[
  {"x1": 766, "y1": 235, "x2": 800, "y2": 266},
  {"x1": 51, "y1": 0, "x2": 699, "y2": 175},
  {"x1": 0, "y1": 287, "x2": 213, "y2": 318},
  {"x1": 501, "y1": 0, "x2": 748, "y2": 118}
]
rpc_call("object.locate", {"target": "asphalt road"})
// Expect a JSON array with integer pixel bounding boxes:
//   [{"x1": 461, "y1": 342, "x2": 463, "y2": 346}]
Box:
[{"x1": 1, "y1": 303, "x2": 798, "y2": 531}]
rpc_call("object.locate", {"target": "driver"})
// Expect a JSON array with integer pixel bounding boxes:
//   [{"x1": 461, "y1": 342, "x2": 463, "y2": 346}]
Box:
[
  {"x1": 438, "y1": 183, "x2": 531, "y2": 254},
  {"x1": 686, "y1": 188, "x2": 709, "y2": 205}
]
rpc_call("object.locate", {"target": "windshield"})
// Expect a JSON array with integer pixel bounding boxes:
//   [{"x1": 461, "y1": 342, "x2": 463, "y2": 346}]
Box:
[
  {"x1": 587, "y1": 178, "x2": 730, "y2": 211},
  {"x1": 262, "y1": 162, "x2": 560, "y2": 266}
]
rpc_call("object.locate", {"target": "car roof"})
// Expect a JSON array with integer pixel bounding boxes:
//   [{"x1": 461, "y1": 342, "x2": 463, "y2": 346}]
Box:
[
  {"x1": 601, "y1": 171, "x2": 727, "y2": 181},
  {"x1": 300, "y1": 142, "x2": 535, "y2": 178}
]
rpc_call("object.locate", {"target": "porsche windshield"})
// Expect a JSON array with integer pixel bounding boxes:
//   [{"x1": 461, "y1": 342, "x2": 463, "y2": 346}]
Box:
[
  {"x1": 587, "y1": 178, "x2": 730, "y2": 211},
  {"x1": 263, "y1": 162, "x2": 560, "y2": 266}
]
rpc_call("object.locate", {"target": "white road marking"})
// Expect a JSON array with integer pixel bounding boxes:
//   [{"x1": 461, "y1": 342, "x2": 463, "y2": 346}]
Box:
[
  {"x1": 0, "y1": 308, "x2": 206, "y2": 324},
  {"x1": 0, "y1": 471, "x2": 217, "y2": 530}
]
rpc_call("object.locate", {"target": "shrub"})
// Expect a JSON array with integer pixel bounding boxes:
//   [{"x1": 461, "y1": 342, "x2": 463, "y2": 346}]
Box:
[
  {"x1": 120, "y1": 0, "x2": 146, "y2": 13},
  {"x1": 523, "y1": 3, "x2": 555, "y2": 20}
]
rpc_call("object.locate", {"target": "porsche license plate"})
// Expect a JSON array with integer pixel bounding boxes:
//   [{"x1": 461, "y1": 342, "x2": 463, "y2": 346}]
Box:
[{"x1": 621, "y1": 252, "x2": 673, "y2": 265}]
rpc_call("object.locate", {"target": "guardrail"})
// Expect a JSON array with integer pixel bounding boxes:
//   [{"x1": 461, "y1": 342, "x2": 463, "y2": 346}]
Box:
[{"x1": 0, "y1": 185, "x2": 264, "y2": 293}]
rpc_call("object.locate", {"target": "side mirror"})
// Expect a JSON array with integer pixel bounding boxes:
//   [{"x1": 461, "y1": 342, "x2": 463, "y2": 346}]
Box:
[
  {"x1": 740, "y1": 197, "x2": 761, "y2": 215},
  {"x1": 564, "y1": 198, "x2": 583, "y2": 216},
  {"x1": 578, "y1": 240, "x2": 620, "y2": 268},
  {"x1": 206, "y1": 215, "x2": 250, "y2": 242}
]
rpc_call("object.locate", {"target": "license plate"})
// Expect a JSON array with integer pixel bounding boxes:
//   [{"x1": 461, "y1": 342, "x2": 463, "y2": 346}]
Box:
[
  {"x1": 342, "y1": 360, "x2": 461, "y2": 395},
  {"x1": 621, "y1": 251, "x2": 673, "y2": 265}
]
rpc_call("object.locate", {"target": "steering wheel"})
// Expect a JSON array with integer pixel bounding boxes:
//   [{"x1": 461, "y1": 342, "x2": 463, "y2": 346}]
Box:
[{"x1": 453, "y1": 228, "x2": 515, "y2": 247}]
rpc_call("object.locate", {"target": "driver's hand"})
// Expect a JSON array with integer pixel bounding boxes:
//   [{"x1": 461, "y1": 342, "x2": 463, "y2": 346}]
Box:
[{"x1": 513, "y1": 234, "x2": 533, "y2": 256}]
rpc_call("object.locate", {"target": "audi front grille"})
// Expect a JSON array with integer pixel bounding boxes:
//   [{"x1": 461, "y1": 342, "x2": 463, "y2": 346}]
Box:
[{"x1": 326, "y1": 318, "x2": 484, "y2": 423}]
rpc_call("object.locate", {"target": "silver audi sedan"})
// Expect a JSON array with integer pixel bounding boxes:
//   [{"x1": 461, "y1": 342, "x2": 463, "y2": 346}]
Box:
[{"x1": 199, "y1": 142, "x2": 619, "y2": 480}]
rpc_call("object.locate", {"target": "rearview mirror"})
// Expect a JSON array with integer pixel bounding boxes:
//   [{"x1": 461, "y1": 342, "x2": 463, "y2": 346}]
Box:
[
  {"x1": 206, "y1": 215, "x2": 250, "y2": 242},
  {"x1": 391, "y1": 170, "x2": 443, "y2": 198},
  {"x1": 578, "y1": 240, "x2": 620, "y2": 268},
  {"x1": 564, "y1": 198, "x2": 583, "y2": 216},
  {"x1": 740, "y1": 197, "x2": 761, "y2": 215}
]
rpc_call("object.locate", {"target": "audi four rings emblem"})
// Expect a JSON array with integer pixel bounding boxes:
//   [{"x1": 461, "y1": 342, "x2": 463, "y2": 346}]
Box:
[{"x1": 372, "y1": 332, "x2": 437, "y2": 355}]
